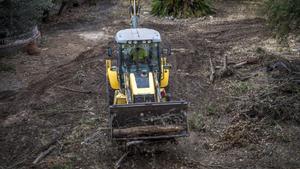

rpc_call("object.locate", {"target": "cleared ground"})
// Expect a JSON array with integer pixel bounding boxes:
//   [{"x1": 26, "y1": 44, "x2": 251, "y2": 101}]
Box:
[{"x1": 1, "y1": 0, "x2": 299, "y2": 169}]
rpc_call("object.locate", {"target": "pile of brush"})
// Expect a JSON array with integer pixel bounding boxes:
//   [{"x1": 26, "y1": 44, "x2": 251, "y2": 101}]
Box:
[{"x1": 215, "y1": 52, "x2": 300, "y2": 150}]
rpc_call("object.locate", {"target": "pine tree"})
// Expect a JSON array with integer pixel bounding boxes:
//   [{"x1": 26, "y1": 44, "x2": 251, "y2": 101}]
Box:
[{"x1": 151, "y1": 0, "x2": 214, "y2": 18}]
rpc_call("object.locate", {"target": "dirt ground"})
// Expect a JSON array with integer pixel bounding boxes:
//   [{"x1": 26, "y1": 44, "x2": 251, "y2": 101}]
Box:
[{"x1": 1, "y1": 0, "x2": 300, "y2": 169}]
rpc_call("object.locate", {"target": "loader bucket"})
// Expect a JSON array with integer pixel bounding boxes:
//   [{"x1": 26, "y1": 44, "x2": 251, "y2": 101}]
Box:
[{"x1": 109, "y1": 101, "x2": 189, "y2": 141}]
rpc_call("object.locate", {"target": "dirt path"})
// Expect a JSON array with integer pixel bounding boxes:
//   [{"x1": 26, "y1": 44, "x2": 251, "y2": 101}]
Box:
[{"x1": 1, "y1": 1, "x2": 299, "y2": 169}]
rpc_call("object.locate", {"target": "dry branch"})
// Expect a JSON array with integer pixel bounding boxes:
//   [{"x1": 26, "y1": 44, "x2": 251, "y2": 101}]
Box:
[
  {"x1": 114, "y1": 152, "x2": 129, "y2": 169},
  {"x1": 33, "y1": 145, "x2": 56, "y2": 164},
  {"x1": 172, "y1": 48, "x2": 188, "y2": 53},
  {"x1": 236, "y1": 72, "x2": 259, "y2": 81},
  {"x1": 32, "y1": 131, "x2": 66, "y2": 165},
  {"x1": 233, "y1": 57, "x2": 260, "y2": 68},
  {"x1": 223, "y1": 54, "x2": 228, "y2": 70},
  {"x1": 209, "y1": 58, "x2": 216, "y2": 83}
]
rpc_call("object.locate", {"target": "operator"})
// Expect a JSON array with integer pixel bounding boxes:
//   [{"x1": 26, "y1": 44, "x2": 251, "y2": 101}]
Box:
[{"x1": 131, "y1": 47, "x2": 147, "y2": 64}]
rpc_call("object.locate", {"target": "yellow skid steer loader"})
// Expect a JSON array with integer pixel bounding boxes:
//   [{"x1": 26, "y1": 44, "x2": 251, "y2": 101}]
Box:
[{"x1": 105, "y1": 0, "x2": 189, "y2": 142}]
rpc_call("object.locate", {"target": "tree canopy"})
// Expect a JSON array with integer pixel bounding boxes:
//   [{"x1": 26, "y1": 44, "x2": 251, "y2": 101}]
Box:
[
  {"x1": 0, "y1": 0, "x2": 52, "y2": 38},
  {"x1": 263, "y1": 0, "x2": 300, "y2": 40}
]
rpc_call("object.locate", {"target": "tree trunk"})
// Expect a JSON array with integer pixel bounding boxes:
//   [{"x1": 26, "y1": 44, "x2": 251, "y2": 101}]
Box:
[
  {"x1": 113, "y1": 125, "x2": 185, "y2": 138},
  {"x1": 9, "y1": 0, "x2": 13, "y2": 31}
]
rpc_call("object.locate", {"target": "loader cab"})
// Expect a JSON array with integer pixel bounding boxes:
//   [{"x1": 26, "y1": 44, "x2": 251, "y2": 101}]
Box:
[
  {"x1": 115, "y1": 28, "x2": 162, "y2": 86},
  {"x1": 119, "y1": 42, "x2": 160, "y2": 72}
]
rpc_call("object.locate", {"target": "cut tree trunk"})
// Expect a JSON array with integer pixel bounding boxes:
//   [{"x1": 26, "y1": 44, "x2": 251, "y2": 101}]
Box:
[
  {"x1": 113, "y1": 125, "x2": 185, "y2": 138},
  {"x1": 0, "y1": 26, "x2": 41, "y2": 57},
  {"x1": 25, "y1": 41, "x2": 41, "y2": 55}
]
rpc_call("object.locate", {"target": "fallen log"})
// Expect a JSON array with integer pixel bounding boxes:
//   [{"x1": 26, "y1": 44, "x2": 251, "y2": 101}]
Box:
[{"x1": 113, "y1": 125, "x2": 185, "y2": 138}]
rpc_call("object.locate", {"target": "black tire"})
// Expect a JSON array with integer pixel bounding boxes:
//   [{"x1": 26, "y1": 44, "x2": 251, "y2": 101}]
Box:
[{"x1": 106, "y1": 76, "x2": 114, "y2": 106}]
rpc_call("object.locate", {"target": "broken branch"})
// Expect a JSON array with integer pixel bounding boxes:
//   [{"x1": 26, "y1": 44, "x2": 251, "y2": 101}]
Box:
[
  {"x1": 33, "y1": 145, "x2": 56, "y2": 165},
  {"x1": 209, "y1": 58, "x2": 216, "y2": 83},
  {"x1": 114, "y1": 152, "x2": 129, "y2": 169},
  {"x1": 223, "y1": 53, "x2": 228, "y2": 71},
  {"x1": 233, "y1": 57, "x2": 259, "y2": 69}
]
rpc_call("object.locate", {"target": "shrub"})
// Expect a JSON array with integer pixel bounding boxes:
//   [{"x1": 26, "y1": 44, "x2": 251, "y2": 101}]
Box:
[
  {"x1": 262, "y1": 0, "x2": 300, "y2": 40},
  {"x1": 0, "y1": 0, "x2": 53, "y2": 38},
  {"x1": 151, "y1": 0, "x2": 214, "y2": 18},
  {"x1": 189, "y1": 112, "x2": 205, "y2": 130},
  {"x1": 0, "y1": 63, "x2": 15, "y2": 72}
]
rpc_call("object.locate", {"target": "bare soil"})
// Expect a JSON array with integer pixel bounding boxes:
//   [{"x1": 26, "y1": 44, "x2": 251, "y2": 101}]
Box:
[{"x1": 1, "y1": 0, "x2": 299, "y2": 169}]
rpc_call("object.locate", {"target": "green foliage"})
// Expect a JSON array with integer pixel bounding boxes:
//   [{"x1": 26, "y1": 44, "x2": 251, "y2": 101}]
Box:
[
  {"x1": 262, "y1": 0, "x2": 300, "y2": 40},
  {"x1": 230, "y1": 81, "x2": 253, "y2": 95},
  {"x1": 189, "y1": 112, "x2": 205, "y2": 130},
  {"x1": 206, "y1": 103, "x2": 217, "y2": 115},
  {"x1": 151, "y1": 0, "x2": 214, "y2": 18},
  {"x1": 0, "y1": 0, "x2": 53, "y2": 37},
  {"x1": 0, "y1": 63, "x2": 15, "y2": 72}
]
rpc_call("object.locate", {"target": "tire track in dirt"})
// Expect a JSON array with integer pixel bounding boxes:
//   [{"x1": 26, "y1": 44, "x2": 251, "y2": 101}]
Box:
[
  {"x1": 0, "y1": 44, "x2": 111, "y2": 168},
  {"x1": 1, "y1": 44, "x2": 108, "y2": 112},
  {"x1": 141, "y1": 18, "x2": 268, "y2": 112},
  {"x1": 1, "y1": 2, "x2": 273, "y2": 168}
]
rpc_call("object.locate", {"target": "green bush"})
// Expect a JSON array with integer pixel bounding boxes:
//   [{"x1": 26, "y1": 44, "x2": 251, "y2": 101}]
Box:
[
  {"x1": 263, "y1": 0, "x2": 300, "y2": 40},
  {"x1": 151, "y1": 0, "x2": 214, "y2": 18},
  {"x1": 0, "y1": 63, "x2": 15, "y2": 72},
  {"x1": 0, "y1": 0, "x2": 53, "y2": 38},
  {"x1": 189, "y1": 112, "x2": 205, "y2": 130}
]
